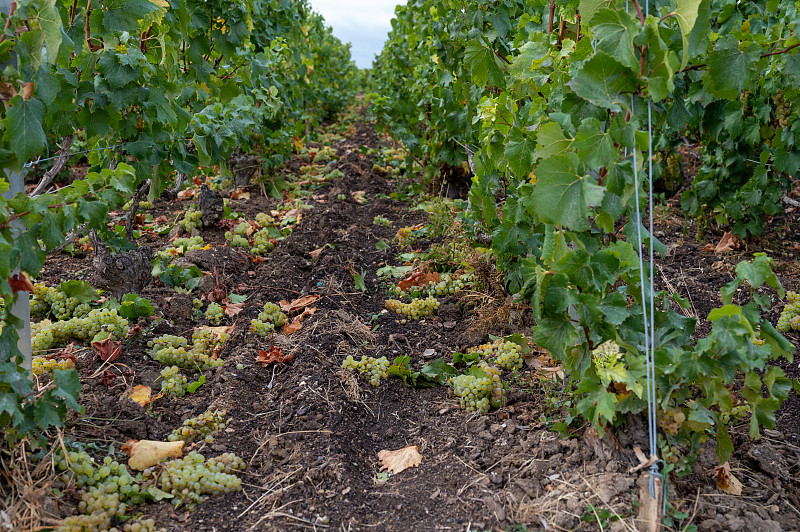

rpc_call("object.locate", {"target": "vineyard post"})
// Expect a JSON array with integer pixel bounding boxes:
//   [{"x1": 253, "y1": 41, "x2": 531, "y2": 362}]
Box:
[{"x1": 0, "y1": 0, "x2": 31, "y2": 372}]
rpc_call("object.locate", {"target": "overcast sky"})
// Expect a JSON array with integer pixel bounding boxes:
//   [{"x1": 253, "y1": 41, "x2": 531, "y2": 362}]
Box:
[{"x1": 308, "y1": 0, "x2": 401, "y2": 69}]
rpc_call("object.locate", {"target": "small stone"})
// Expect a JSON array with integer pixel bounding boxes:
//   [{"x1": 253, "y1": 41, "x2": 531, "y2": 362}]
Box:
[{"x1": 490, "y1": 423, "x2": 503, "y2": 434}]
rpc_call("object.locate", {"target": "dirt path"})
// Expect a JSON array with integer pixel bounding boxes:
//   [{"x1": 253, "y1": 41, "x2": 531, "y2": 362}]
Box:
[{"x1": 42, "y1": 106, "x2": 800, "y2": 531}]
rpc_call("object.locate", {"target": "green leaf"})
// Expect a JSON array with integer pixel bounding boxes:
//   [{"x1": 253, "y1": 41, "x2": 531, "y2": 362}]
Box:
[
  {"x1": 464, "y1": 39, "x2": 504, "y2": 87},
  {"x1": 535, "y1": 122, "x2": 573, "y2": 159},
  {"x1": 533, "y1": 154, "x2": 605, "y2": 231},
  {"x1": 376, "y1": 265, "x2": 412, "y2": 279},
  {"x1": 569, "y1": 52, "x2": 637, "y2": 112},
  {"x1": 589, "y1": 8, "x2": 639, "y2": 71},
  {"x1": 505, "y1": 127, "x2": 537, "y2": 177},
  {"x1": 186, "y1": 375, "x2": 206, "y2": 394},
  {"x1": 375, "y1": 238, "x2": 390, "y2": 250},
  {"x1": 59, "y1": 280, "x2": 99, "y2": 303},
  {"x1": 574, "y1": 118, "x2": 617, "y2": 170},
  {"x1": 4, "y1": 96, "x2": 47, "y2": 163},
  {"x1": 579, "y1": 0, "x2": 615, "y2": 22},
  {"x1": 52, "y1": 369, "x2": 82, "y2": 413},
  {"x1": 117, "y1": 294, "x2": 155, "y2": 320},
  {"x1": 351, "y1": 269, "x2": 367, "y2": 292},
  {"x1": 673, "y1": 0, "x2": 705, "y2": 70},
  {"x1": 702, "y1": 36, "x2": 759, "y2": 100},
  {"x1": 716, "y1": 423, "x2": 733, "y2": 463}
]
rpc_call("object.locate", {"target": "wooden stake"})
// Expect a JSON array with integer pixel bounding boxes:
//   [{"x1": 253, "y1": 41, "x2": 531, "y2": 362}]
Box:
[{"x1": 636, "y1": 471, "x2": 663, "y2": 532}]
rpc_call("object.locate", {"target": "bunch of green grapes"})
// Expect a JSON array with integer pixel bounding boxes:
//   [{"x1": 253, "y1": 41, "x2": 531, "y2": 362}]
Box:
[
  {"x1": 451, "y1": 374, "x2": 494, "y2": 413},
  {"x1": 179, "y1": 207, "x2": 203, "y2": 232},
  {"x1": 391, "y1": 273, "x2": 472, "y2": 299},
  {"x1": 31, "y1": 319, "x2": 52, "y2": 338},
  {"x1": 32, "y1": 308, "x2": 129, "y2": 352},
  {"x1": 656, "y1": 407, "x2": 686, "y2": 437},
  {"x1": 250, "y1": 302, "x2": 287, "y2": 337},
  {"x1": 373, "y1": 215, "x2": 394, "y2": 227},
  {"x1": 591, "y1": 340, "x2": 621, "y2": 368},
  {"x1": 314, "y1": 146, "x2": 337, "y2": 163},
  {"x1": 168, "y1": 409, "x2": 229, "y2": 443},
  {"x1": 777, "y1": 291, "x2": 800, "y2": 333},
  {"x1": 122, "y1": 199, "x2": 154, "y2": 210},
  {"x1": 752, "y1": 336, "x2": 765, "y2": 347},
  {"x1": 147, "y1": 451, "x2": 244, "y2": 508},
  {"x1": 720, "y1": 404, "x2": 751, "y2": 425},
  {"x1": 147, "y1": 333, "x2": 224, "y2": 371},
  {"x1": 57, "y1": 512, "x2": 113, "y2": 532},
  {"x1": 160, "y1": 366, "x2": 188, "y2": 397},
  {"x1": 251, "y1": 229, "x2": 274, "y2": 255},
  {"x1": 224, "y1": 230, "x2": 250, "y2": 249},
  {"x1": 773, "y1": 91, "x2": 793, "y2": 128},
  {"x1": 32, "y1": 355, "x2": 75, "y2": 376},
  {"x1": 342, "y1": 355, "x2": 390, "y2": 386},
  {"x1": 255, "y1": 212, "x2": 276, "y2": 227},
  {"x1": 468, "y1": 340, "x2": 524, "y2": 371},
  {"x1": 192, "y1": 328, "x2": 229, "y2": 354},
  {"x1": 56, "y1": 451, "x2": 146, "y2": 513},
  {"x1": 209, "y1": 174, "x2": 233, "y2": 191},
  {"x1": 30, "y1": 283, "x2": 80, "y2": 320},
  {"x1": 158, "y1": 236, "x2": 205, "y2": 258},
  {"x1": 204, "y1": 302, "x2": 224, "y2": 325},
  {"x1": 193, "y1": 298, "x2": 203, "y2": 310},
  {"x1": 385, "y1": 297, "x2": 439, "y2": 321}
]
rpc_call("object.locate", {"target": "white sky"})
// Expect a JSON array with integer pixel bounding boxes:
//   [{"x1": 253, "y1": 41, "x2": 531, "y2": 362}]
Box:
[{"x1": 308, "y1": 0, "x2": 402, "y2": 68}]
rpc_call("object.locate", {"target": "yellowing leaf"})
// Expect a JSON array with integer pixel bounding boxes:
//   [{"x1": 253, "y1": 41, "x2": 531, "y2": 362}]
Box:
[
  {"x1": 377, "y1": 445, "x2": 422, "y2": 475},
  {"x1": 125, "y1": 440, "x2": 184, "y2": 471},
  {"x1": 127, "y1": 385, "x2": 153, "y2": 407}
]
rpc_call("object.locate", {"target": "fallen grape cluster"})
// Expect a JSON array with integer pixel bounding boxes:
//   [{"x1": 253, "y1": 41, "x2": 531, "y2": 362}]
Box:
[{"x1": 342, "y1": 355, "x2": 391, "y2": 386}]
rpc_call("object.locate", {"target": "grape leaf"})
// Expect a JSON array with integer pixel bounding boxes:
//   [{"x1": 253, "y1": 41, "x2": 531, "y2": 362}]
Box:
[
  {"x1": 569, "y1": 52, "x2": 637, "y2": 112},
  {"x1": 4, "y1": 96, "x2": 47, "y2": 163},
  {"x1": 533, "y1": 154, "x2": 604, "y2": 231}
]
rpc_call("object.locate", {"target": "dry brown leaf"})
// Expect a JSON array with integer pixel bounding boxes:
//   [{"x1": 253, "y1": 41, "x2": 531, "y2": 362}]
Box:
[
  {"x1": 7, "y1": 272, "x2": 34, "y2": 294},
  {"x1": 309, "y1": 246, "x2": 325, "y2": 260},
  {"x1": 713, "y1": 231, "x2": 740, "y2": 253},
  {"x1": 282, "y1": 306, "x2": 317, "y2": 335},
  {"x1": 397, "y1": 271, "x2": 440, "y2": 292},
  {"x1": 127, "y1": 385, "x2": 153, "y2": 407},
  {"x1": 230, "y1": 188, "x2": 250, "y2": 200},
  {"x1": 223, "y1": 302, "x2": 245, "y2": 317},
  {"x1": 378, "y1": 445, "x2": 422, "y2": 475},
  {"x1": 124, "y1": 440, "x2": 184, "y2": 471},
  {"x1": 93, "y1": 334, "x2": 122, "y2": 362},
  {"x1": 713, "y1": 462, "x2": 743, "y2": 495},
  {"x1": 176, "y1": 188, "x2": 196, "y2": 200},
  {"x1": 278, "y1": 295, "x2": 321, "y2": 313},
  {"x1": 353, "y1": 190, "x2": 366, "y2": 204},
  {"x1": 255, "y1": 345, "x2": 293, "y2": 366}
]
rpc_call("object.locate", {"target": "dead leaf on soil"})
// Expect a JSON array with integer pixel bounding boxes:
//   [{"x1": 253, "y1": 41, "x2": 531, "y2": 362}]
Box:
[
  {"x1": 176, "y1": 188, "x2": 196, "y2": 200},
  {"x1": 255, "y1": 345, "x2": 293, "y2": 366},
  {"x1": 352, "y1": 190, "x2": 366, "y2": 204},
  {"x1": 628, "y1": 445, "x2": 659, "y2": 473},
  {"x1": 397, "y1": 271, "x2": 440, "y2": 292},
  {"x1": 93, "y1": 334, "x2": 122, "y2": 362},
  {"x1": 223, "y1": 301, "x2": 245, "y2": 317},
  {"x1": 230, "y1": 188, "x2": 250, "y2": 200},
  {"x1": 527, "y1": 354, "x2": 564, "y2": 381},
  {"x1": 126, "y1": 385, "x2": 153, "y2": 407},
  {"x1": 124, "y1": 439, "x2": 184, "y2": 471},
  {"x1": 378, "y1": 445, "x2": 422, "y2": 475},
  {"x1": 705, "y1": 231, "x2": 740, "y2": 253},
  {"x1": 713, "y1": 461, "x2": 743, "y2": 495},
  {"x1": 279, "y1": 295, "x2": 321, "y2": 313},
  {"x1": 282, "y1": 306, "x2": 317, "y2": 334}
]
